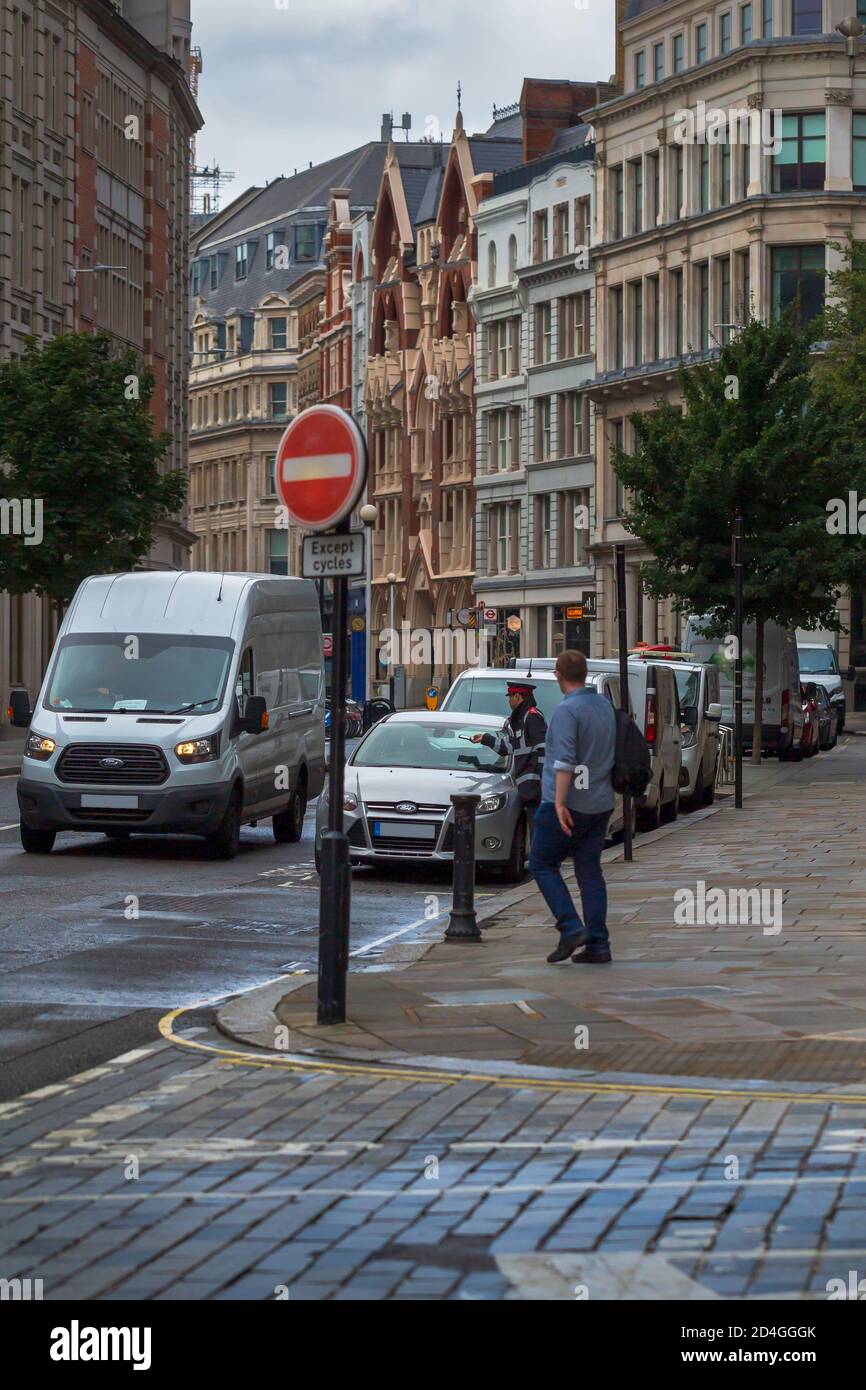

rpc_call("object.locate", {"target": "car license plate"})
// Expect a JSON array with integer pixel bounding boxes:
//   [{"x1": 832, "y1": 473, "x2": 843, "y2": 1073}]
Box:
[
  {"x1": 372, "y1": 820, "x2": 435, "y2": 840},
  {"x1": 80, "y1": 795, "x2": 139, "y2": 810}
]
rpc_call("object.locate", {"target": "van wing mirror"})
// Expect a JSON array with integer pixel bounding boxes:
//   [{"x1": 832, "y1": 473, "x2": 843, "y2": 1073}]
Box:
[
  {"x1": 241, "y1": 695, "x2": 268, "y2": 736},
  {"x1": 706, "y1": 703, "x2": 723, "y2": 722},
  {"x1": 7, "y1": 689, "x2": 32, "y2": 729}
]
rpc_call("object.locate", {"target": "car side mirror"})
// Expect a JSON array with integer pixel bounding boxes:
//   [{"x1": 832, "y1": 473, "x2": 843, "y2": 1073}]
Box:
[
  {"x1": 682, "y1": 706, "x2": 699, "y2": 729},
  {"x1": 241, "y1": 695, "x2": 268, "y2": 736},
  {"x1": 845, "y1": 666, "x2": 856, "y2": 683},
  {"x1": 706, "y1": 703, "x2": 723, "y2": 722},
  {"x1": 7, "y1": 689, "x2": 32, "y2": 729}
]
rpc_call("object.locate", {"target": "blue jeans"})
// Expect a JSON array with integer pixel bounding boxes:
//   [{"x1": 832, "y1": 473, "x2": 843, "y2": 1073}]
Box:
[{"x1": 529, "y1": 801, "x2": 611, "y2": 948}]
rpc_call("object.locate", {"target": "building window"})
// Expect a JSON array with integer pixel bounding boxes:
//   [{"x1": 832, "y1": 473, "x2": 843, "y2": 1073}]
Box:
[
  {"x1": 696, "y1": 22, "x2": 708, "y2": 62},
  {"x1": 673, "y1": 144, "x2": 684, "y2": 216},
  {"x1": 559, "y1": 392, "x2": 588, "y2": 457},
  {"x1": 552, "y1": 203, "x2": 570, "y2": 257},
  {"x1": 773, "y1": 113, "x2": 825, "y2": 192},
  {"x1": 534, "y1": 302, "x2": 553, "y2": 364},
  {"x1": 700, "y1": 145, "x2": 710, "y2": 211},
  {"x1": 720, "y1": 12, "x2": 732, "y2": 52},
  {"x1": 270, "y1": 317, "x2": 287, "y2": 350},
  {"x1": 631, "y1": 281, "x2": 643, "y2": 364},
  {"x1": 719, "y1": 257, "x2": 732, "y2": 342},
  {"x1": 534, "y1": 398, "x2": 552, "y2": 461},
  {"x1": 673, "y1": 269, "x2": 684, "y2": 354},
  {"x1": 741, "y1": 2, "x2": 753, "y2": 42},
  {"x1": 647, "y1": 152, "x2": 660, "y2": 226},
  {"x1": 791, "y1": 0, "x2": 822, "y2": 34},
  {"x1": 489, "y1": 407, "x2": 520, "y2": 471},
  {"x1": 612, "y1": 166, "x2": 624, "y2": 238},
  {"x1": 560, "y1": 293, "x2": 590, "y2": 358},
  {"x1": 673, "y1": 32, "x2": 684, "y2": 72},
  {"x1": 653, "y1": 41, "x2": 664, "y2": 81},
  {"x1": 741, "y1": 139, "x2": 752, "y2": 198},
  {"x1": 738, "y1": 249, "x2": 751, "y2": 321},
  {"x1": 698, "y1": 263, "x2": 710, "y2": 350},
  {"x1": 488, "y1": 316, "x2": 520, "y2": 379},
  {"x1": 612, "y1": 420, "x2": 625, "y2": 517},
  {"x1": 557, "y1": 490, "x2": 590, "y2": 567},
  {"x1": 854, "y1": 113, "x2": 866, "y2": 189},
  {"x1": 574, "y1": 195, "x2": 591, "y2": 248},
  {"x1": 270, "y1": 382, "x2": 288, "y2": 419},
  {"x1": 762, "y1": 0, "x2": 773, "y2": 33},
  {"x1": 488, "y1": 503, "x2": 520, "y2": 576},
  {"x1": 631, "y1": 159, "x2": 643, "y2": 235},
  {"x1": 648, "y1": 275, "x2": 660, "y2": 360},
  {"x1": 295, "y1": 225, "x2": 318, "y2": 261},
  {"x1": 268, "y1": 530, "x2": 289, "y2": 576},
  {"x1": 235, "y1": 243, "x2": 248, "y2": 280},
  {"x1": 266, "y1": 231, "x2": 278, "y2": 271},
  {"x1": 721, "y1": 141, "x2": 731, "y2": 206},
  {"x1": 634, "y1": 50, "x2": 645, "y2": 89},
  {"x1": 771, "y1": 245, "x2": 825, "y2": 324},
  {"x1": 508, "y1": 234, "x2": 518, "y2": 277},
  {"x1": 611, "y1": 285, "x2": 623, "y2": 368},
  {"x1": 534, "y1": 495, "x2": 555, "y2": 568},
  {"x1": 488, "y1": 240, "x2": 498, "y2": 287},
  {"x1": 532, "y1": 210, "x2": 549, "y2": 263},
  {"x1": 210, "y1": 257, "x2": 219, "y2": 290},
  {"x1": 12, "y1": 7, "x2": 33, "y2": 113}
]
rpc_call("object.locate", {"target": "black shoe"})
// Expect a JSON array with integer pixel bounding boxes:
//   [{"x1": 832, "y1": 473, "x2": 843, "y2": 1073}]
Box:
[
  {"x1": 572, "y1": 947, "x2": 612, "y2": 964},
  {"x1": 547, "y1": 931, "x2": 589, "y2": 964}
]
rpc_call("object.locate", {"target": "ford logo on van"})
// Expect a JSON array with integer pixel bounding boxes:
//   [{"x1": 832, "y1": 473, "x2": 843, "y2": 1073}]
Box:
[
  {"x1": 100, "y1": 757, "x2": 125, "y2": 769},
  {"x1": 395, "y1": 802, "x2": 418, "y2": 815}
]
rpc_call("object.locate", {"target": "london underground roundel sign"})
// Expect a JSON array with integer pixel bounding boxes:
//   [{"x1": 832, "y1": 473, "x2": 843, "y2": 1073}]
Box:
[{"x1": 275, "y1": 405, "x2": 368, "y2": 531}]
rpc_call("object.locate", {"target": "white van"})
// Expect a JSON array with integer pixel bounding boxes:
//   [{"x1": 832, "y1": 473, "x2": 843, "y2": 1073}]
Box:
[
  {"x1": 11, "y1": 572, "x2": 325, "y2": 858},
  {"x1": 683, "y1": 616, "x2": 803, "y2": 758},
  {"x1": 796, "y1": 641, "x2": 853, "y2": 737}
]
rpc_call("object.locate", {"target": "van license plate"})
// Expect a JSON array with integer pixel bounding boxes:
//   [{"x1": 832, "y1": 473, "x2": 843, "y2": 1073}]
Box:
[{"x1": 80, "y1": 795, "x2": 139, "y2": 810}]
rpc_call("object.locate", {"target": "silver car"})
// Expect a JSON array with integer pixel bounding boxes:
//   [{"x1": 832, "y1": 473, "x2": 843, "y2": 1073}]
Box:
[{"x1": 315, "y1": 711, "x2": 529, "y2": 880}]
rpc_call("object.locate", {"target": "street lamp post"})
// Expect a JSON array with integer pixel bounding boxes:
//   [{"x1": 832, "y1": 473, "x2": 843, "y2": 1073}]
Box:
[
  {"x1": 359, "y1": 503, "x2": 378, "y2": 703},
  {"x1": 387, "y1": 571, "x2": 397, "y2": 707}
]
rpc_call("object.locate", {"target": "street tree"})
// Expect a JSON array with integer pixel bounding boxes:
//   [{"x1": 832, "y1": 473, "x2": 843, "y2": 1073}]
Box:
[
  {"x1": 0, "y1": 332, "x2": 186, "y2": 616},
  {"x1": 613, "y1": 314, "x2": 866, "y2": 762}
]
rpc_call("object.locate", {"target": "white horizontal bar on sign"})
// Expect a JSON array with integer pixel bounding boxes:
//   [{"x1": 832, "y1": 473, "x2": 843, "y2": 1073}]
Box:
[{"x1": 283, "y1": 454, "x2": 352, "y2": 482}]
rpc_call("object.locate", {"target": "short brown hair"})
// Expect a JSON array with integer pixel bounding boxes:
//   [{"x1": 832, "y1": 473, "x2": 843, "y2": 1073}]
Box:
[{"x1": 556, "y1": 650, "x2": 588, "y2": 684}]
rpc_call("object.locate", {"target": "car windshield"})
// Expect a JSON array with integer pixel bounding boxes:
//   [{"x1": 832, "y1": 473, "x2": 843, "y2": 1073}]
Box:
[
  {"x1": 674, "y1": 668, "x2": 701, "y2": 710},
  {"x1": 798, "y1": 648, "x2": 838, "y2": 675},
  {"x1": 353, "y1": 721, "x2": 510, "y2": 772},
  {"x1": 45, "y1": 634, "x2": 235, "y2": 714},
  {"x1": 444, "y1": 676, "x2": 562, "y2": 723}
]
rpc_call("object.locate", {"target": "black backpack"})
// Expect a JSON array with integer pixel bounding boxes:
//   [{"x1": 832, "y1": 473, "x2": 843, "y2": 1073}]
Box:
[{"x1": 612, "y1": 708, "x2": 652, "y2": 797}]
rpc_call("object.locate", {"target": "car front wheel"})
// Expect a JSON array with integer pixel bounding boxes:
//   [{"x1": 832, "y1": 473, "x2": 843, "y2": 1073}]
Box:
[
  {"x1": 21, "y1": 823, "x2": 56, "y2": 854},
  {"x1": 501, "y1": 815, "x2": 528, "y2": 883},
  {"x1": 274, "y1": 780, "x2": 307, "y2": 844},
  {"x1": 207, "y1": 789, "x2": 242, "y2": 860}
]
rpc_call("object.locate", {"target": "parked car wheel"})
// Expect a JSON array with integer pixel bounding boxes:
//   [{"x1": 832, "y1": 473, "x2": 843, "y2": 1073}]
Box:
[
  {"x1": 20, "y1": 824, "x2": 56, "y2": 855},
  {"x1": 207, "y1": 789, "x2": 242, "y2": 860},
  {"x1": 682, "y1": 776, "x2": 704, "y2": 813},
  {"x1": 501, "y1": 814, "x2": 528, "y2": 884},
  {"x1": 273, "y1": 779, "x2": 307, "y2": 844}
]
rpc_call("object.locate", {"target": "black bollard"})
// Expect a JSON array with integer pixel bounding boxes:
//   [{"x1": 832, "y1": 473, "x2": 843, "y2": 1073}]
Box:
[{"x1": 445, "y1": 793, "x2": 482, "y2": 941}]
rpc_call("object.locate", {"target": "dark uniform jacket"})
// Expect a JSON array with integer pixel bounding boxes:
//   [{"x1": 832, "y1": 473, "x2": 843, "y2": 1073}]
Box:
[{"x1": 481, "y1": 697, "x2": 547, "y2": 805}]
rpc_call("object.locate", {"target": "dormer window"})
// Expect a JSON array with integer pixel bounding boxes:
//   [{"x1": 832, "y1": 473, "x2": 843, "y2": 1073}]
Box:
[{"x1": 235, "y1": 243, "x2": 248, "y2": 280}]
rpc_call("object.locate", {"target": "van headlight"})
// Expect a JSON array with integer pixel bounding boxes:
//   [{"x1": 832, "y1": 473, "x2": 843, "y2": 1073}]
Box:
[
  {"x1": 478, "y1": 793, "x2": 506, "y2": 815},
  {"x1": 174, "y1": 735, "x2": 220, "y2": 764},
  {"x1": 25, "y1": 733, "x2": 56, "y2": 761}
]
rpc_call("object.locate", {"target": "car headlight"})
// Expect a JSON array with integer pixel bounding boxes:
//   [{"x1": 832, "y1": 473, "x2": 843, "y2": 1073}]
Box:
[
  {"x1": 25, "y1": 733, "x2": 56, "y2": 761},
  {"x1": 174, "y1": 735, "x2": 220, "y2": 764},
  {"x1": 343, "y1": 793, "x2": 358, "y2": 811},
  {"x1": 478, "y1": 793, "x2": 506, "y2": 815},
  {"x1": 680, "y1": 727, "x2": 697, "y2": 749}
]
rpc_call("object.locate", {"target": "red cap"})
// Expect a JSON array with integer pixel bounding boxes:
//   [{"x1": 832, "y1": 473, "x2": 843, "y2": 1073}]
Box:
[{"x1": 507, "y1": 681, "x2": 536, "y2": 696}]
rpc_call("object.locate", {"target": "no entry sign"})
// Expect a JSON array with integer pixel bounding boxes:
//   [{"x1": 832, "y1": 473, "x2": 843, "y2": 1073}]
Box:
[{"x1": 275, "y1": 405, "x2": 367, "y2": 531}]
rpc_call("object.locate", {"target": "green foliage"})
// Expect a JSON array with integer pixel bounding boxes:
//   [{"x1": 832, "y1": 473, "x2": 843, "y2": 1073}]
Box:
[
  {"x1": 613, "y1": 314, "x2": 866, "y2": 635},
  {"x1": 0, "y1": 333, "x2": 187, "y2": 610}
]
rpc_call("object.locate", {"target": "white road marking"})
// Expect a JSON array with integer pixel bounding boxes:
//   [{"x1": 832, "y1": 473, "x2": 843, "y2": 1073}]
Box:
[
  {"x1": 350, "y1": 911, "x2": 447, "y2": 957},
  {"x1": 0, "y1": 823, "x2": 19, "y2": 831}
]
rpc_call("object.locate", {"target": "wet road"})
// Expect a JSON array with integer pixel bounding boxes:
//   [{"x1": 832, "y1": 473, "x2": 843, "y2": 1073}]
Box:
[{"x1": 0, "y1": 760, "x2": 501, "y2": 1101}]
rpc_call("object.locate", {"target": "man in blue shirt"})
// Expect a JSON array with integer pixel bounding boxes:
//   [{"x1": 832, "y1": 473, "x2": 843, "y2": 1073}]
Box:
[{"x1": 528, "y1": 650, "x2": 617, "y2": 965}]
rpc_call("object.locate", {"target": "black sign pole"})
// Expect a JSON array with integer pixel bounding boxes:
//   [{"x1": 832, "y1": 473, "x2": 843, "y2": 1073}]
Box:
[
  {"x1": 318, "y1": 518, "x2": 352, "y2": 1025},
  {"x1": 733, "y1": 508, "x2": 744, "y2": 811},
  {"x1": 615, "y1": 545, "x2": 634, "y2": 863}
]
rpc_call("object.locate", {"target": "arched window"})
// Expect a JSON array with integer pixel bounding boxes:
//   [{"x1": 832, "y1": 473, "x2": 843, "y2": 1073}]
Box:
[
  {"x1": 488, "y1": 241, "x2": 497, "y2": 288},
  {"x1": 508, "y1": 235, "x2": 518, "y2": 279}
]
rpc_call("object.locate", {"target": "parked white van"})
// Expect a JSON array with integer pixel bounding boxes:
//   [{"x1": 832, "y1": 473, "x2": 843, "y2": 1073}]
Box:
[
  {"x1": 683, "y1": 616, "x2": 804, "y2": 758},
  {"x1": 11, "y1": 572, "x2": 325, "y2": 858},
  {"x1": 796, "y1": 641, "x2": 853, "y2": 738}
]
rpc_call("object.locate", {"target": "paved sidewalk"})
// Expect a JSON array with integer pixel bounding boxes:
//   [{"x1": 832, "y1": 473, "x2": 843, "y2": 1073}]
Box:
[{"x1": 225, "y1": 731, "x2": 866, "y2": 1091}]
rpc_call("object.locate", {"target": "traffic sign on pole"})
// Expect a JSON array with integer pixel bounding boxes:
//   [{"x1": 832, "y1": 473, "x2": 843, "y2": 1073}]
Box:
[{"x1": 275, "y1": 404, "x2": 367, "y2": 532}]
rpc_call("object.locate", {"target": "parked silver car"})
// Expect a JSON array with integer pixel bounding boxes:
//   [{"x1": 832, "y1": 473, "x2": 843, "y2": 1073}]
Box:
[{"x1": 315, "y1": 711, "x2": 530, "y2": 880}]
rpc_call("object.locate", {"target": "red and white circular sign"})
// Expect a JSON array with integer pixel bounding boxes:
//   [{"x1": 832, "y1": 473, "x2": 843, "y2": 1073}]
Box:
[{"x1": 275, "y1": 405, "x2": 368, "y2": 531}]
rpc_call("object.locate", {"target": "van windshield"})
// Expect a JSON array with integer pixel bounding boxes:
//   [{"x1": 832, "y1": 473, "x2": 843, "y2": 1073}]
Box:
[
  {"x1": 444, "y1": 677, "x2": 563, "y2": 723},
  {"x1": 674, "y1": 668, "x2": 701, "y2": 710},
  {"x1": 798, "y1": 648, "x2": 838, "y2": 675},
  {"x1": 45, "y1": 635, "x2": 235, "y2": 714}
]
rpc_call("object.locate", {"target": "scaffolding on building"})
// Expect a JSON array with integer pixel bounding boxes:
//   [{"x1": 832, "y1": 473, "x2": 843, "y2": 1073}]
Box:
[{"x1": 188, "y1": 46, "x2": 235, "y2": 218}]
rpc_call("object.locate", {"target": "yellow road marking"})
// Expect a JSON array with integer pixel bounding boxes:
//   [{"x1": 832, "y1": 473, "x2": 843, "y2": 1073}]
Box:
[{"x1": 158, "y1": 1005, "x2": 866, "y2": 1107}]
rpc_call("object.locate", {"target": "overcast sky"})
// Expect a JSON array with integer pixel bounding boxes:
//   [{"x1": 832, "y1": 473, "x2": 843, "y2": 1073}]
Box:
[{"x1": 191, "y1": 0, "x2": 616, "y2": 196}]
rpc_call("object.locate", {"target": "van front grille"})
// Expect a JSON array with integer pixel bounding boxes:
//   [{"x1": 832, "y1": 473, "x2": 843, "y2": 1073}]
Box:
[{"x1": 57, "y1": 744, "x2": 169, "y2": 787}]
